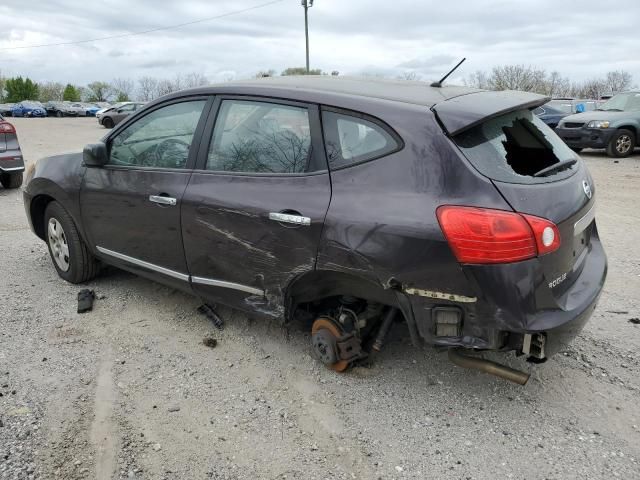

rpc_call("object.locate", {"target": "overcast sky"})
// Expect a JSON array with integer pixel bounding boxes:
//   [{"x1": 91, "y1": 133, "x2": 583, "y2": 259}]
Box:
[{"x1": 1, "y1": 0, "x2": 638, "y2": 86}]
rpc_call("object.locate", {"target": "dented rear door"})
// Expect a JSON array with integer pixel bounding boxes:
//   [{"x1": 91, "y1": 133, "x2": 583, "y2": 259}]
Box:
[{"x1": 181, "y1": 96, "x2": 330, "y2": 317}]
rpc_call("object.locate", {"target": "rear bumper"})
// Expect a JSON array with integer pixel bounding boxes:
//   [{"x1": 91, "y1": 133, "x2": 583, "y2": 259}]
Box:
[
  {"x1": 556, "y1": 127, "x2": 614, "y2": 149},
  {"x1": 408, "y1": 232, "x2": 607, "y2": 357},
  {"x1": 0, "y1": 152, "x2": 25, "y2": 173}
]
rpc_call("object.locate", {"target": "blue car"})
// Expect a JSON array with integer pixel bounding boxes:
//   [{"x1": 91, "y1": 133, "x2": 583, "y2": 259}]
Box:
[
  {"x1": 533, "y1": 105, "x2": 568, "y2": 130},
  {"x1": 82, "y1": 103, "x2": 100, "y2": 117},
  {"x1": 11, "y1": 101, "x2": 47, "y2": 118}
]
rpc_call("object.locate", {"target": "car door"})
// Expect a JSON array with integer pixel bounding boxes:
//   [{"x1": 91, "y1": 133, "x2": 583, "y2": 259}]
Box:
[
  {"x1": 80, "y1": 96, "x2": 212, "y2": 291},
  {"x1": 181, "y1": 96, "x2": 331, "y2": 317},
  {"x1": 112, "y1": 103, "x2": 137, "y2": 123}
]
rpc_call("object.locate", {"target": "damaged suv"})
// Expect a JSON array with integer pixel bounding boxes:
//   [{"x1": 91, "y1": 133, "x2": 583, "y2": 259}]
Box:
[{"x1": 23, "y1": 77, "x2": 606, "y2": 383}]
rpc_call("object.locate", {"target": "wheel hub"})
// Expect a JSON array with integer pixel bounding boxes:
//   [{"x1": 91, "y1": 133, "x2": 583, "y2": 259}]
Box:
[
  {"x1": 48, "y1": 218, "x2": 70, "y2": 272},
  {"x1": 311, "y1": 317, "x2": 350, "y2": 372},
  {"x1": 616, "y1": 135, "x2": 631, "y2": 154}
]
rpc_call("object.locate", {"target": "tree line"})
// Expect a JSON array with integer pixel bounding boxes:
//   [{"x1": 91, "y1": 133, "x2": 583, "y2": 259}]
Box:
[
  {"x1": 463, "y1": 65, "x2": 635, "y2": 99},
  {"x1": 1, "y1": 65, "x2": 634, "y2": 104},
  {"x1": 0, "y1": 67, "x2": 329, "y2": 104}
]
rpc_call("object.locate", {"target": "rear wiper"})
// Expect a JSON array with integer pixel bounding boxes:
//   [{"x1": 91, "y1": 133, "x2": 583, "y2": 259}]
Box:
[
  {"x1": 602, "y1": 108, "x2": 623, "y2": 112},
  {"x1": 533, "y1": 158, "x2": 578, "y2": 177}
]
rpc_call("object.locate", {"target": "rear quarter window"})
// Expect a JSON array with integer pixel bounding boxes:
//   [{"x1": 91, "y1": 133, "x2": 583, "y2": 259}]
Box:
[
  {"x1": 454, "y1": 109, "x2": 579, "y2": 184},
  {"x1": 321, "y1": 110, "x2": 400, "y2": 169}
]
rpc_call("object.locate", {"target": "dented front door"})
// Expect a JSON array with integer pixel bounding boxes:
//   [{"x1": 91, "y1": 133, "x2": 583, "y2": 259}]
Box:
[{"x1": 180, "y1": 96, "x2": 330, "y2": 317}]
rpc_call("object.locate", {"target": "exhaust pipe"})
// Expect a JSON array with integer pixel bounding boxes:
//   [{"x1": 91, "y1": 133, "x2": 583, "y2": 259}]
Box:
[{"x1": 448, "y1": 348, "x2": 530, "y2": 385}]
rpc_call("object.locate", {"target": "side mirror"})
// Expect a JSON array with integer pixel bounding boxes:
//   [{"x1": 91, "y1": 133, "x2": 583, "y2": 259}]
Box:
[{"x1": 83, "y1": 143, "x2": 108, "y2": 167}]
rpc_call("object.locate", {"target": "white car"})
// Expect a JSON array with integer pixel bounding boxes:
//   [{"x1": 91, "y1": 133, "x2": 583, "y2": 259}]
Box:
[{"x1": 96, "y1": 102, "x2": 132, "y2": 118}]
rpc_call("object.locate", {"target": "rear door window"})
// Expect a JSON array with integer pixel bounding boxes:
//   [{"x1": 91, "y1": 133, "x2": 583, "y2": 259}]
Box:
[
  {"x1": 454, "y1": 109, "x2": 579, "y2": 184},
  {"x1": 321, "y1": 110, "x2": 400, "y2": 168}
]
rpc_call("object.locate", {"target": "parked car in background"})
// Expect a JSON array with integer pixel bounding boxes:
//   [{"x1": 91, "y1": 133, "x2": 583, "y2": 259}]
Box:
[
  {"x1": 11, "y1": 101, "x2": 47, "y2": 118},
  {"x1": 82, "y1": 103, "x2": 100, "y2": 117},
  {"x1": 98, "y1": 102, "x2": 145, "y2": 128},
  {"x1": 0, "y1": 114, "x2": 24, "y2": 188},
  {"x1": 24, "y1": 77, "x2": 606, "y2": 383},
  {"x1": 534, "y1": 104, "x2": 569, "y2": 129},
  {"x1": 555, "y1": 91, "x2": 640, "y2": 157},
  {"x1": 0, "y1": 104, "x2": 15, "y2": 117},
  {"x1": 45, "y1": 101, "x2": 82, "y2": 117},
  {"x1": 96, "y1": 101, "x2": 133, "y2": 117},
  {"x1": 548, "y1": 98, "x2": 600, "y2": 114}
]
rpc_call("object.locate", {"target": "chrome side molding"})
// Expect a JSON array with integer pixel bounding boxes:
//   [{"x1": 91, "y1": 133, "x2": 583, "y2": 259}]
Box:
[
  {"x1": 191, "y1": 276, "x2": 263, "y2": 296},
  {"x1": 96, "y1": 246, "x2": 189, "y2": 281},
  {"x1": 96, "y1": 246, "x2": 264, "y2": 296}
]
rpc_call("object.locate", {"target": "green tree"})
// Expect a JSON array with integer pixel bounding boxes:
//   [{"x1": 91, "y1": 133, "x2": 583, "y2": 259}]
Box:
[
  {"x1": 85, "y1": 81, "x2": 113, "y2": 102},
  {"x1": 5, "y1": 76, "x2": 39, "y2": 102},
  {"x1": 63, "y1": 84, "x2": 81, "y2": 101},
  {"x1": 281, "y1": 67, "x2": 323, "y2": 76},
  {"x1": 115, "y1": 91, "x2": 130, "y2": 102}
]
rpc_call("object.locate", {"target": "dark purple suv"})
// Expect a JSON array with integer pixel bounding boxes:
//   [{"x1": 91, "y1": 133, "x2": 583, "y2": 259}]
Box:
[{"x1": 23, "y1": 77, "x2": 606, "y2": 383}]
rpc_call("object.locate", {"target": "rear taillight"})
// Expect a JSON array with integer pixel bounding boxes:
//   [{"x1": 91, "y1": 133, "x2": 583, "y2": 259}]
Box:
[
  {"x1": 0, "y1": 122, "x2": 16, "y2": 134},
  {"x1": 436, "y1": 206, "x2": 561, "y2": 264}
]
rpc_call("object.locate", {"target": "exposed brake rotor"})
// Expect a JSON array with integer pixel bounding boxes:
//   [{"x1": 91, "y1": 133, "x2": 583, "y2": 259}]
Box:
[{"x1": 311, "y1": 317, "x2": 350, "y2": 372}]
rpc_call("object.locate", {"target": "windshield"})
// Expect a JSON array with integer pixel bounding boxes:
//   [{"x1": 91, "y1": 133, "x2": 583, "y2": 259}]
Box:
[
  {"x1": 22, "y1": 101, "x2": 43, "y2": 108},
  {"x1": 598, "y1": 92, "x2": 640, "y2": 112},
  {"x1": 455, "y1": 109, "x2": 579, "y2": 184}
]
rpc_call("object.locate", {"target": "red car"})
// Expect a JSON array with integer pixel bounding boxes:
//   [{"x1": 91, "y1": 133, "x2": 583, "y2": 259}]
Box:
[{"x1": 0, "y1": 114, "x2": 24, "y2": 189}]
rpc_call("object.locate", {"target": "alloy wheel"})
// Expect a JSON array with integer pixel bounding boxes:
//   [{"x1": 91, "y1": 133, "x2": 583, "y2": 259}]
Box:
[
  {"x1": 47, "y1": 218, "x2": 70, "y2": 271},
  {"x1": 616, "y1": 135, "x2": 632, "y2": 155}
]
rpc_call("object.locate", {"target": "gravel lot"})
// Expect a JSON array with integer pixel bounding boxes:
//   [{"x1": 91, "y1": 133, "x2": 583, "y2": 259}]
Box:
[{"x1": 1, "y1": 117, "x2": 639, "y2": 480}]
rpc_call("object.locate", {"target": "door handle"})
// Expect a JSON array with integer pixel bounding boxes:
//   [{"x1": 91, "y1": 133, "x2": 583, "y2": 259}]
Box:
[
  {"x1": 269, "y1": 212, "x2": 311, "y2": 226},
  {"x1": 149, "y1": 195, "x2": 177, "y2": 206}
]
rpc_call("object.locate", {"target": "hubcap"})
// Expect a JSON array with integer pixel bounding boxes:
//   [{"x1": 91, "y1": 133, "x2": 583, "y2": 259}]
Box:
[
  {"x1": 47, "y1": 218, "x2": 70, "y2": 272},
  {"x1": 616, "y1": 135, "x2": 632, "y2": 154}
]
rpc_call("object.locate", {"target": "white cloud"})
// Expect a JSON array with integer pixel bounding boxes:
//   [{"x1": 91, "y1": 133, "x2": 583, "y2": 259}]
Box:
[{"x1": 0, "y1": 0, "x2": 637, "y2": 88}]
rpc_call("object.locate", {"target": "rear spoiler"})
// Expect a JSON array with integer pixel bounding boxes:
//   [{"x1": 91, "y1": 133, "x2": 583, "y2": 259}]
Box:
[{"x1": 431, "y1": 90, "x2": 550, "y2": 136}]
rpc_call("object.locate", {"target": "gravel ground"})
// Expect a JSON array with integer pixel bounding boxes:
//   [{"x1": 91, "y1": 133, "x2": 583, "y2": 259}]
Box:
[{"x1": 1, "y1": 117, "x2": 639, "y2": 480}]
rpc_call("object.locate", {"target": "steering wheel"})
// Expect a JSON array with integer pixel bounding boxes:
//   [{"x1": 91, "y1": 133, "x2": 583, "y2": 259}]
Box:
[{"x1": 152, "y1": 138, "x2": 190, "y2": 168}]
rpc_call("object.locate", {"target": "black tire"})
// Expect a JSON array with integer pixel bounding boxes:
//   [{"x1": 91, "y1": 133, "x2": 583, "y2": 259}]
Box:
[
  {"x1": 44, "y1": 201, "x2": 99, "y2": 283},
  {"x1": 570, "y1": 147, "x2": 583, "y2": 153},
  {"x1": 102, "y1": 117, "x2": 114, "y2": 129},
  {"x1": 0, "y1": 172, "x2": 23, "y2": 189},
  {"x1": 606, "y1": 129, "x2": 635, "y2": 158},
  {"x1": 56, "y1": 111, "x2": 63, "y2": 118}
]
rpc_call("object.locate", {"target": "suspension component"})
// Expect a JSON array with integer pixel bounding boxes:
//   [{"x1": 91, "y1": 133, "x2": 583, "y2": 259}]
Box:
[{"x1": 311, "y1": 317, "x2": 364, "y2": 372}]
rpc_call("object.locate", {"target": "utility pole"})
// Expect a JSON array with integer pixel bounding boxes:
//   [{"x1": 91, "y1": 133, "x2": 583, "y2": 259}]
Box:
[{"x1": 301, "y1": 0, "x2": 314, "y2": 73}]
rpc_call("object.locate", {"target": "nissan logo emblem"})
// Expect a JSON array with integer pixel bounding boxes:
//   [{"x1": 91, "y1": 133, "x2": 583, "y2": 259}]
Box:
[{"x1": 582, "y1": 180, "x2": 592, "y2": 199}]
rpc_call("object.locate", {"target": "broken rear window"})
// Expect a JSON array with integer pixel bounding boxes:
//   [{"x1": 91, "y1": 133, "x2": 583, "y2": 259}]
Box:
[{"x1": 454, "y1": 109, "x2": 579, "y2": 184}]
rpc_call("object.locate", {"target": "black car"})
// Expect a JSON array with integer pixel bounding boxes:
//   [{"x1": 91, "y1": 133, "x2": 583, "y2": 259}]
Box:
[
  {"x1": 534, "y1": 104, "x2": 569, "y2": 129},
  {"x1": 0, "y1": 114, "x2": 24, "y2": 188},
  {"x1": 23, "y1": 77, "x2": 607, "y2": 383}
]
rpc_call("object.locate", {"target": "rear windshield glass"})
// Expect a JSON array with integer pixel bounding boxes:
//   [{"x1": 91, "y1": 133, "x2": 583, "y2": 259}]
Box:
[{"x1": 454, "y1": 109, "x2": 579, "y2": 184}]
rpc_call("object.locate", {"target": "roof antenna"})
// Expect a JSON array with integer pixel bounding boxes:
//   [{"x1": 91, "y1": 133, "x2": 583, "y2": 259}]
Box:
[{"x1": 430, "y1": 57, "x2": 466, "y2": 88}]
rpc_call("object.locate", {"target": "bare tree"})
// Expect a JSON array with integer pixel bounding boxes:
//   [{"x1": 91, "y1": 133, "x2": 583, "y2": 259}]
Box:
[
  {"x1": 38, "y1": 81, "x2": 65, "y2": 102},
  {"x1": 154, "y1": 79, "x2": 178, "y2": 98},
  {"x1": 137, "y1": 76, "x2": 158, "y2": 102},
  {"x1": 183, "y1": 72, "x2": 209, "y2": 88},
  {"x1": 488, "y1": 65, "x2": 547, "y2": 93},
  {"x1": 85, "y1": 81, "x2": 113, "y2": 102},
  {"x1": 397, "y1": 71, "x2": 421, "y2": 81},
  {"x1": 111, "y1": 78, "x2": 135, "y2": 101},
  {"x1": 605, "y1": 70, "x2": 633, "y2": 95},
  {"x1": 464, "y1": 70, "x2": 490, "y2": 89}
]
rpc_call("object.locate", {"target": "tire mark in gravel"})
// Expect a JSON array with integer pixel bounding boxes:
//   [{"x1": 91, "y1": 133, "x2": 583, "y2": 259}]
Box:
[{"x1": 90, "y1": 353, "x2": 117, "y2": 480}]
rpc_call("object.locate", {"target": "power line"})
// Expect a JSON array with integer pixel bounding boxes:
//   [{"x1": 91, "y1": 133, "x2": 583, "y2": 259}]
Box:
[{"x1": 0, "y1": 0, "x2": 285, "y2": 51}]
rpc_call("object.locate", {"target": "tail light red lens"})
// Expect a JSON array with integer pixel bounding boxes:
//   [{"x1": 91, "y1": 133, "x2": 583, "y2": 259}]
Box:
[
  {"x1": 0, "y1": 122, "x2": 16, "y2": 134},
  {"x1": 436, "y1": 206, "x2": 561, "y2": 264}
]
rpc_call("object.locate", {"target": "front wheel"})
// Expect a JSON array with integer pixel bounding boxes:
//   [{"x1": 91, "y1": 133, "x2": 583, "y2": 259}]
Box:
[
  {"x1": 44, "y1": 201, "x2": 99, "y2": 283},
  {"x1": 606, "y1": 129, "x2": 635, "y2": 158},
  {"x1": 0, "y1": 172, "x2": 22, "y2": 189},
  {"x1": 102, "y1": 117, "x2": 114, "y2": 129}
]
